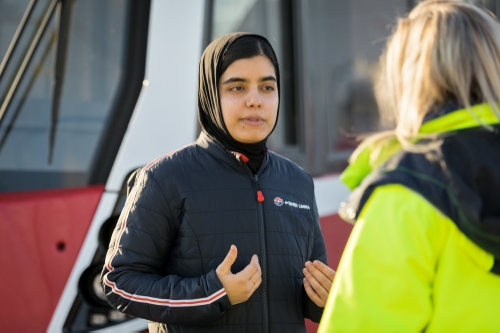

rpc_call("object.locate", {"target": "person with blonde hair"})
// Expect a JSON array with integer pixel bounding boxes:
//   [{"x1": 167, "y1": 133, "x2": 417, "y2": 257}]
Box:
[{"x1": 318, "y1": 1, "x2": 500, "y2": 332}]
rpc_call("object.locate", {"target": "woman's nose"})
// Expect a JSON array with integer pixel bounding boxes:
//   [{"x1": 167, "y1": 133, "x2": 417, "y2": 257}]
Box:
[{"x1": 246, "y1": 88, "x2": 262, "y2": 108}]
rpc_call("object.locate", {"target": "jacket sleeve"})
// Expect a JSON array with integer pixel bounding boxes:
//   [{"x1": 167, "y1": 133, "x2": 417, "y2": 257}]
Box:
[
  {"x1": 101, "y1": 168, "x2": 232, "y2": 325},
  {"x1": 318, "y1": 184, "x2": 448, "y2": 332},
  {"x1": 302, "y1": 191, "x2": 328, "y2": 323}
]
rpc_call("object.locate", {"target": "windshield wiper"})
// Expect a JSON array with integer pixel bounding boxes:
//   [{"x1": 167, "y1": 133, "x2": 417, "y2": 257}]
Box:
[
  {"x1": 0, "y1": 29, "x2": 58, "y2": 154},
  {"x1": 0, "y1": 0, "x2": 57, "y2": 126},
  {"x1": 0, "y1": 0, "x2": 37, "y2": 84},
  {"x1": 49, "y1": 0, "x2": 72, "y2": 164}
]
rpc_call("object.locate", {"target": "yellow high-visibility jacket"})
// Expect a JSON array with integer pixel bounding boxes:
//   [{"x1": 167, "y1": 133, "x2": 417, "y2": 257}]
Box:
[{"x1": 318, "y1": 104, "x2": 500, "y2": 332}]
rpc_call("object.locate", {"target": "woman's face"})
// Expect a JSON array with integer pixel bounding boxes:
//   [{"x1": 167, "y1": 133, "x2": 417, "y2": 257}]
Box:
[{"x1": 218, "y1": 55, "x2": 278, "y2": 144}]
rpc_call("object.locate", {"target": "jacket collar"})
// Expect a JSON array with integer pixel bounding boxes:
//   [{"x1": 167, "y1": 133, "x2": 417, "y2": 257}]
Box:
[
  {"x1": 196, "y1": 130, "x2": 269, "y2": 176},
  {"x1": 420, "y1": 103, "x2": 499, "y2": 134},
  {"x1": 341, "y1": 103, "x2": 500, "y2": 190}
]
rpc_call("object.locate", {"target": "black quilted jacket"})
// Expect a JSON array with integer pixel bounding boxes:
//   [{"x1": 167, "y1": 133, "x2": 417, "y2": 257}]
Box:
[{"x1": 101, "y1": 131, "x2": 327, "y2": 333}]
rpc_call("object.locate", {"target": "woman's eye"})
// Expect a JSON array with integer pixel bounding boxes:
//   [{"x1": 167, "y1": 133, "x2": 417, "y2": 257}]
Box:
[
  {"x1": 229, "y1": 86, "x2": 243, "y2": 91},
  {"x1": 263, "y1": 85, "x2": 275, "y2": 91}
]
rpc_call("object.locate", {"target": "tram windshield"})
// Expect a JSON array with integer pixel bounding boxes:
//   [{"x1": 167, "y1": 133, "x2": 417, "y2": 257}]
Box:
[{"x1": 0, "y1": 0, "x2": 129, "y2": 192}]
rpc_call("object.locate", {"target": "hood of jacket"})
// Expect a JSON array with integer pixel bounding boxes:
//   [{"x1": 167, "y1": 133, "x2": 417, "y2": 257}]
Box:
[{"x1": 341, "y1": 103, "x2": 500, "y2": 190}]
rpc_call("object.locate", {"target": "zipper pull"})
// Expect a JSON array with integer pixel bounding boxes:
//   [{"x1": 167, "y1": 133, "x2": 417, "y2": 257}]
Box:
[
  {"x1": 257, "y1": 190, "x2": 265, "y2": 202},
  {"x1": 239, "y1": 153, "x2": 249, "y2": 163},
  {"x1": 254, "y1": 174, "x2": 264, "y2": 202}
]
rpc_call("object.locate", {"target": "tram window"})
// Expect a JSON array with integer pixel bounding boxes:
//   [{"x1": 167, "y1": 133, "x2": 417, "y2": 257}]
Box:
[
  {"x1": 0, "y1": 0, "x2": 129, "y2": 192},
  {"x1": 302, "y1": 0, "x2": 500, "y2": 175},
  {"x1": 299, "y1": 0, "x2": 409, "y2": 175},
  {"x1": 210, "y1": 0, "x2": 299, "y2": 152}
]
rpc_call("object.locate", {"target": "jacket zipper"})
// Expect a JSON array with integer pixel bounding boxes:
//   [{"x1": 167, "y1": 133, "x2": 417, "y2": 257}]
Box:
[
  {"x1": 254, "y1": 173, "x2": 268, "y2": 333},
  {"x1": 236, "y1": 154, "x2": 269, "y2": 333}
]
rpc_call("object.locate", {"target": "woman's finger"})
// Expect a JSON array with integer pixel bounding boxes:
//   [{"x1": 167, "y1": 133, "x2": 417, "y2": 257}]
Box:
[
  {"x1": 313, "y1": 260, "x2": 336, "y2": 281},
  {"x1": 249, "y1": 270, "x2": 262, "y2": 290},
  {"x1": 303, "y1": 267, "x2": 329, "y2": 301},
  {"x1": 304, "y1": 262, "x2": 332, "y2": 293},
  {"x1": 303, "y1": 277, "x2": 325, "y2": 307},
  {"x1": 239, "y1": 254, "x2": 261, "y2": 280}
]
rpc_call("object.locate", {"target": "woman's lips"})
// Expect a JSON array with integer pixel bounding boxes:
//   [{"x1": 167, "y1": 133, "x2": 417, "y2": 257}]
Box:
[{"x1": 241, "y1": 118, "x2": 265, "y2": 125}]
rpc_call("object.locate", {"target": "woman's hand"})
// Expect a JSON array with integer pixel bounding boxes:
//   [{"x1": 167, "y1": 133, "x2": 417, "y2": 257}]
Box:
[
  {"x1": 216, "y1": 245, "x2": 262, "y2": 305},
  {"x1": 303, "y1": 260, "x2": 336, "y2": 307}
]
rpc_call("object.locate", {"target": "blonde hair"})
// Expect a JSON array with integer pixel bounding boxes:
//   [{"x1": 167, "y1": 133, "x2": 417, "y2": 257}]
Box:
[{"x1": 354, "y1": 0, "x2": 500, "y2": 165}]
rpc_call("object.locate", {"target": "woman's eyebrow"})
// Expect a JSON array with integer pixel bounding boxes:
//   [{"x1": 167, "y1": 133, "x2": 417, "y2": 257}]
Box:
[
  {"x1": 221, "y1": 77, "x2": 248, "y2": 84},
  {"x1": 221, "y1": 76, "x2": 277, "y2": 85},
  {"x1": 259, "y1": 76, "x2": 277, "y2": 82}
]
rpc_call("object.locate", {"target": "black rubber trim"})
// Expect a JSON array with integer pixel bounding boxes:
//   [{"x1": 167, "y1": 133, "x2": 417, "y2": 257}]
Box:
[{"x1": 88, "y1": 0, "x2": 151, "y2": 185}]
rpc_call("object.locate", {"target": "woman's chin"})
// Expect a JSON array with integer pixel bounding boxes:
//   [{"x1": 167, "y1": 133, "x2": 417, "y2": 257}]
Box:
[
  {"x1": 230, "y1": 129, "x2": 271, "y2": 144},
  {"x1": 234, "y1": 135, "x2": 267, "y2": 144}
]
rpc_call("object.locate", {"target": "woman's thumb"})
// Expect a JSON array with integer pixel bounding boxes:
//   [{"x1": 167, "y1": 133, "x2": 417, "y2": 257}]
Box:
[{"x1": 219, "y1": 245, "x2": 237, "y2": 274}]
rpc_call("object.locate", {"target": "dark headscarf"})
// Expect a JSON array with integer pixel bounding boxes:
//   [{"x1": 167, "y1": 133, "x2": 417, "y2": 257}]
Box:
[{"x1": 198, "y1": 33, "x2": 280, "y2": 173}]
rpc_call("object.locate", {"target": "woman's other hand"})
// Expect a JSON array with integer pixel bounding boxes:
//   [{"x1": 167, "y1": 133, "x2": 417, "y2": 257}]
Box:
[
  {"x1": 216, "y1": 245, "x2": 262, "y2": 305},
  {"x1": 303, "y1": 260, "x2": 336, "y2": 307}
]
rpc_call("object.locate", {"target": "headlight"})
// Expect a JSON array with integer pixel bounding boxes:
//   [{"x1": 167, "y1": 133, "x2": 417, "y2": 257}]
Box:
[{"x1": 78, "y1": 264, "x2": 109, "y2": 308}]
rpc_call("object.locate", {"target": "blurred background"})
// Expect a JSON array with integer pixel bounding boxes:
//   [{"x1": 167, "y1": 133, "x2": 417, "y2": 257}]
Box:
[{"x1": 0, "y1": 0, "x2": 498, "y2": 332}]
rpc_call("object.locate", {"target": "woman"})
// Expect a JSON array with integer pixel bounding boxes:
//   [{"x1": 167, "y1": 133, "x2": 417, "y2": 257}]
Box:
[
  {"x1": 318, "y1": 1, "x2": 500, "y2": 332},
  {"x1": 101, "y1": 33, "x2": 335, "y2": 333}
]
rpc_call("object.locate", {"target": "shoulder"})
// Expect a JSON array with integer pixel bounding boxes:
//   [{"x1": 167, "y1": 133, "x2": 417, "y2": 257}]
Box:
[
  {"x1": 141, "y1": 142, "x2": 201, "y2": 178},
  {"x1": 267, "y1": 150, "x2": 313, "y2": 184},
  {"x1": 263, "y1": 151, "x2": 316, "y2": 202}
]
